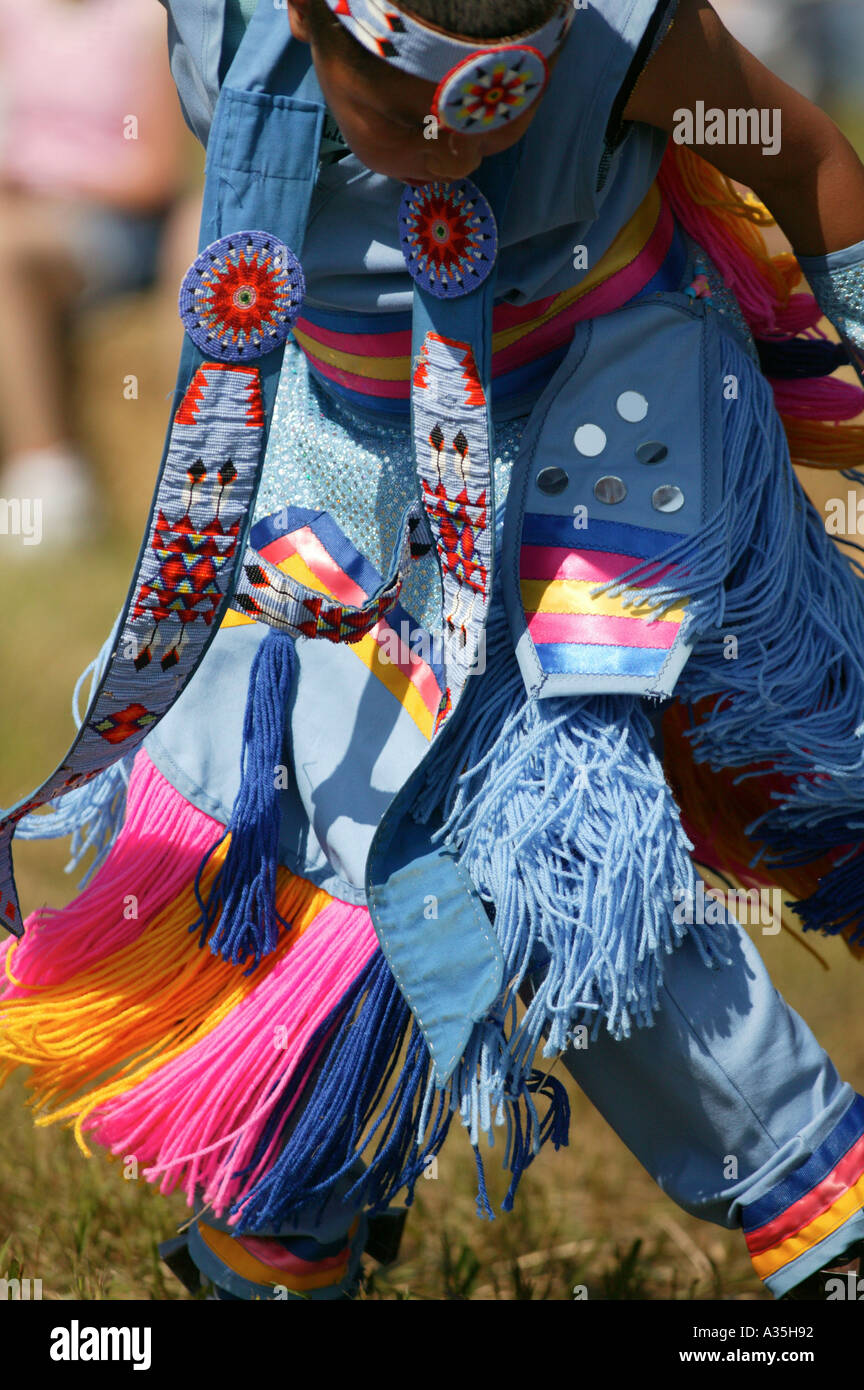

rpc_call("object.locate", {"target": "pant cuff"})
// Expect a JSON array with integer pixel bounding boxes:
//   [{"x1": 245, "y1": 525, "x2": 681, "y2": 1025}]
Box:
[
  {"x1": 171, "y1": 1213, "x2": 369, "y2": 1301},
  {"x1": 742, "y1": 1093, "x2": 864, "y2": 1298}
]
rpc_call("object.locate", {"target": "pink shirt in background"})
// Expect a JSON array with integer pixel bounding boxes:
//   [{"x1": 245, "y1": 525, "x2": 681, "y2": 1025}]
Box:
[{"x1": 0, "y1": 0, "x2": 177, "y2": 205}]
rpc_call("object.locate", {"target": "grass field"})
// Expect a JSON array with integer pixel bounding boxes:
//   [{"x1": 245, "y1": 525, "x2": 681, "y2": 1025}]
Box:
[{"x1": 2, "y1": 288, "x2": 864, "y2": 1303}]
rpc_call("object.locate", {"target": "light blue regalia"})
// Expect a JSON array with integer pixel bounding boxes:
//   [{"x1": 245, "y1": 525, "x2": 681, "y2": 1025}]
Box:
[{"x1": 5, "y1": 0, "x2": 864, "y2": 1302}]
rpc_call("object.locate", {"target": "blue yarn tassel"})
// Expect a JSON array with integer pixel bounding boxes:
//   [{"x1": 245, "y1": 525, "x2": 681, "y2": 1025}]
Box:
[
  {"x1": 226, "y1": 949, "x2": 569, "y2": 1232},
  {"x1": 192, "y1": 628, "x2": 297, "y2": 969},
  {"x1": 227, "y1": 952, "x2": 454, "y2": 1230},
  {"x1": 755, "y1": 335, "x2": 849, "y2": 379}
]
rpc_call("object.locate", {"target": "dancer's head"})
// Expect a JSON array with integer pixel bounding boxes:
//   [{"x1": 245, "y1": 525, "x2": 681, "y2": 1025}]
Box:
[{"x1": 286, "y1": 0, "x2": 572, "y2": 181}]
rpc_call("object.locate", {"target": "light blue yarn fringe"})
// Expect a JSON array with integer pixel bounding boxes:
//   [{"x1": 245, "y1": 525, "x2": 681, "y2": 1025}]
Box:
[
  {"x1": 411, "y1": 323, "x2": 864, "y2": 1146},
  {"x1": 410, "y1": 482, "x2": 737, "y2": 1153},
  {"x1": 589, "y1": 330, "x2": 864, "y2": 864},
  {"x1": 412, "y1": 597, "x2": 730, "y2": 1119},
  {"x1": 16, "y1": 619, "x2": 134, "y2": 886}
]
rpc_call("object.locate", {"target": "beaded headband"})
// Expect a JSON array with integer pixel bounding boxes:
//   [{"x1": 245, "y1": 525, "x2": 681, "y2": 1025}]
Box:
[{"x1": 322, "y1": 0, "x2": 575, "y2": 132}]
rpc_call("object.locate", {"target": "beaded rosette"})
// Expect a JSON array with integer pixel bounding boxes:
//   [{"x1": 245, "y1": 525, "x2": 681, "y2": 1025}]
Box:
[
  {"x1": 179, "y1": 230, "x2": 306, "y2": 362},
  {"x1": 432, "y1": 47, "x2": 549, "y2": 133},
  {"x1": 398, "y1": 178, "x2": 498, "y2": 299}
]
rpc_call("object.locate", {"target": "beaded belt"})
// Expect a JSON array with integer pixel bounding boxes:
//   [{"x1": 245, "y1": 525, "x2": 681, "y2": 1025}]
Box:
[{"x1": 292, "y1": 182, "x2": 686, "y2": 418}]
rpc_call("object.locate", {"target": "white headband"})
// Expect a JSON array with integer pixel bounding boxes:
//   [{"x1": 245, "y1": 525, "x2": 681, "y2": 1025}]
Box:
[{"x1": 323, "y1": 0, "x2": 575, "y2": 132}]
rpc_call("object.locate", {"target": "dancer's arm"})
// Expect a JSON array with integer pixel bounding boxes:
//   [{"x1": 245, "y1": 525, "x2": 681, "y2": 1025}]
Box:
[{"x1": 622, "y1": 0, "x2": 864, "y2": 258}]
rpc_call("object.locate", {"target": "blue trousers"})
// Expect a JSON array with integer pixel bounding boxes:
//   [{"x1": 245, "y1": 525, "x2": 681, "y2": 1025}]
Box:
[
  {"x1": 177, "y1": 908, "x2": 864, "y2": 1300},
  {"x1": 529, "y1": 918, "x2": 864, "y2": 1298},
  {"x1": 173, "y1": 705, "x2": 864, "y2": 1299}
]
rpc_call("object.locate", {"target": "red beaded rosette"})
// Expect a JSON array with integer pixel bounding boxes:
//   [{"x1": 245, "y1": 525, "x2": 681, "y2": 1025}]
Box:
[{"x1": 398, "y1": 178, "x2": 498, "y2": 298}]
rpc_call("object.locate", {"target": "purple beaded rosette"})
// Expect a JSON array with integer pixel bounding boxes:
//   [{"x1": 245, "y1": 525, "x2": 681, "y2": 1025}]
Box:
[
  {"x1": 398, "y1": 178, "x2": 498, "y2": 299},
  {"x1": 179, "y1": 230, "x2": 305, "y2": 361}
]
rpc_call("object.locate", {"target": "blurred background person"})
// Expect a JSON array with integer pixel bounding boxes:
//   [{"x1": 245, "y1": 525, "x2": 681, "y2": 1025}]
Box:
[{"x1": 0, "y1": 0, "x2": 199, "y2": 548}]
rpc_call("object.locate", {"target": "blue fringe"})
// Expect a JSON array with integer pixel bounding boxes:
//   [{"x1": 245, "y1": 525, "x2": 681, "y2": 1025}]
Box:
[
  {"x1": 409, "y1": 598, "x2": 730, "y2": 1136},
  {"x1": 211, "y1": 329, "x2": 864, "y2": 1227},
  {"x1": 227, "y1": 952, "x2": 453, "y2": 1230},
  {"x1": 790, "y1": 845, "x2": 864, "y2": 942},
  {"x1": 191, "y1": 629, "x2": 297, "y2": 970},
  {"x1": 226, "y1": 949, "x2": 570, "y2": 1232},
  {"x1": 16, "y1": 621, "x2": 134, "y2": 886},
  {"x1": 666, "y1": 342, "x2": 864, "y2": 930},
  {"x1": 573, "y1": 330, "x2": 864, "y2": 937}
]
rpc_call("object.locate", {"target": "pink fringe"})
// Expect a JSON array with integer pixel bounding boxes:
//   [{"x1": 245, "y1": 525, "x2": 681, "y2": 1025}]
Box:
[
  {"x1": 769, "y1": 376, "x2": 864, "y2": 421},
  {"x1": 658, "y1": 154, "x2": 864, "y2": 429},
  {"x1": 774, "y1": 295, "x2": 822, "y2": 336},
  {"x1": 2, "y1": 750, "x2": 223, "y2": 995},
  {"x1": 659, "y1": 158, "x2": 785, "y2": 334},
  {"x1": 84, "y1": 896, "x2": 379, "y2": 1219}
]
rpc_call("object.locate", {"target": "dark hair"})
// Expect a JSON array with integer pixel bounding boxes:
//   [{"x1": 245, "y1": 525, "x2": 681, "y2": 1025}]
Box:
[{"x1": 307, "y1": 0, "x2": 563, "y2": 73}]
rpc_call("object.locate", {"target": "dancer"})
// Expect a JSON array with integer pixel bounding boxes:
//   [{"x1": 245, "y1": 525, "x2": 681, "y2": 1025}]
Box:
[{"x1": 3, "y1": 0, "x2": 864, "y2": 1301}]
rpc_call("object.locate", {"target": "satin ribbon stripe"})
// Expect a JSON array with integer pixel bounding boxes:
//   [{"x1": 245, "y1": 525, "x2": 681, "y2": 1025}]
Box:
[
  {"x1": 749, "y1": 1175, "x2": 864, "y2": 1281},
  {"x1": 520, "y1": 513, "x2": 691, "y2": 677},
  {"x1": 233, "y1": 1234, "x2": 351, "y2": 1278},
  {"x1": 738, "y1": 1095, "x2": 864, "y2": 1278},
  {"x1": 520, "y1": 512, "x2": 690, "y2": 559},
  {"x1": 526, "y1": 641, "x2": 679, "y2": 679},
  {"x1": 746, "y1": 1134, "x2": 864, "y2": 1258},
  {"x1": 223, "y1": 515, "x2": 445, "y2": 739},
  {"x1": 521, "y1": 579, "x2": 687, "y2": 624},
  {"x1": 197, "y1": 1221, "x2": 354, "y2": 1291},
  {"x1": 292, "y1": 184, "x2": 676, "y2": 414},
  {"x1": 526, "y1": 610, "x2": 682, "y2": 650},
  {"x1": 742, "y1": 1096, "x2": 864, "y2": 1280},
  {"x1": 744, "y1": 1096, "x2": 864, "y2": 1232},
  {"x1": 520, "y1": 544, "x2": 682, "y2": 587},
  {"x1": 231, "y1": 495, "x2": 432, "y2": 641}
]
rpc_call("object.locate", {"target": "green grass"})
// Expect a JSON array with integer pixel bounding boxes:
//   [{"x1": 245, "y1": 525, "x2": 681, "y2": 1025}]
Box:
[{"x1": 2, "y1": 294, "x2": 864, "y2": 1301}]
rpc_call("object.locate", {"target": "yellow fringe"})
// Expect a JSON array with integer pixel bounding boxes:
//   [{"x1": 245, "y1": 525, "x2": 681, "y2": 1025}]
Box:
[
  {"x1": 0, "y1": 842, "x2": 332, "y2": 1156},
  {"x1": 668, "y1": 146, "x2": 864, "y2": 471}
]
